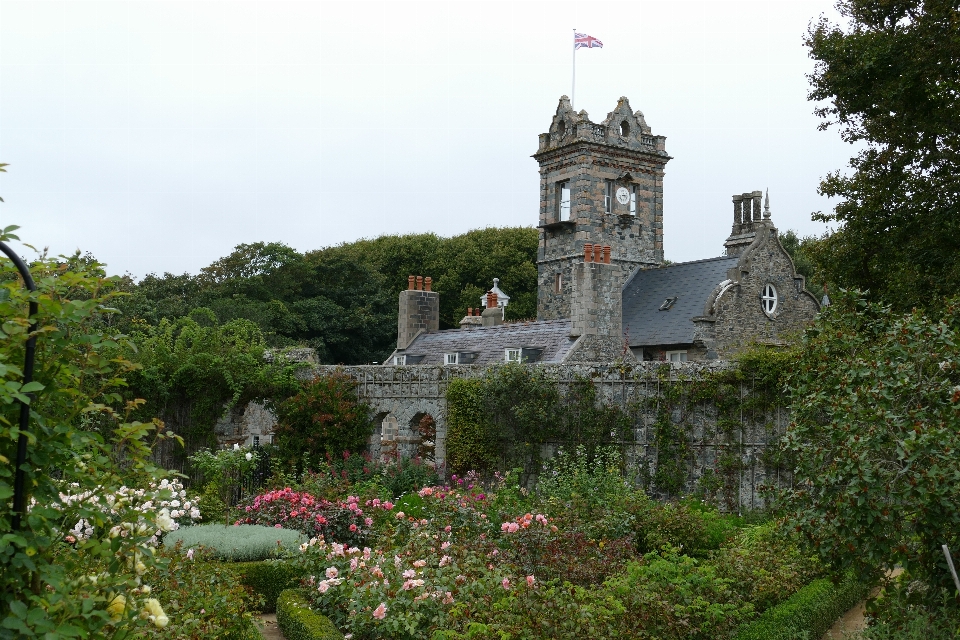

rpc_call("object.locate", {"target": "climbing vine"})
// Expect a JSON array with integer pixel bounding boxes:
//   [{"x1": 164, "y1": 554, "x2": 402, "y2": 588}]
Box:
[{"x1": 445, "y1": 348, "x2": 795, "y2": 507}]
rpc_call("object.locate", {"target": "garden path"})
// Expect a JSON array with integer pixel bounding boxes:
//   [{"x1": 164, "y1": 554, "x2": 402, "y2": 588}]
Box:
[
  {"x1": 259, "y1": 613, "x2": 284, "y2": 640},
  {"x1": 821, "y1": 568, "x2": 902, "y2": 639}
]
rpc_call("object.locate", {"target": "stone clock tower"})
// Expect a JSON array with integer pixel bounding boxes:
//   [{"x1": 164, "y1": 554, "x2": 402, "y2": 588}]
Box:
[{"x1": 534, "y1": 96, "x2": 670, "y2": 320}]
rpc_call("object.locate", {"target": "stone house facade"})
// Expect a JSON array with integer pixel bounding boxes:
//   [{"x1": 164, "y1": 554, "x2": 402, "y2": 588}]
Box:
[{"x1": 389, "y1": 95, "x2": 819, "y2": 366}]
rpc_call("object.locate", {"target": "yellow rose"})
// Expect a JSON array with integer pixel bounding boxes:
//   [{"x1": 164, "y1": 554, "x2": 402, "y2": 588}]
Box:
[{"x1": 106, "y1": 594, "x2": 126, "y2": 620}]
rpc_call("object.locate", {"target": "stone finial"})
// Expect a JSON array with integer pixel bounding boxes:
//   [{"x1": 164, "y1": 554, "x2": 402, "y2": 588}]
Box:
[{"x1": 763, "y1": 189, "x2": 772, "y2": 220}]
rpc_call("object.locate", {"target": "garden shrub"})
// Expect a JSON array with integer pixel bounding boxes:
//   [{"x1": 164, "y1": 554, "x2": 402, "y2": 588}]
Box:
[
  {"x1": 606, "y1": 547, "x2": 754, "y2": 640},
  {"x1": 231, "y1": 559, "x2": 302, "y2": 613},
  {"x1": 133, "y1": 547, "x2": 262, "y2": 639},
  {"x1": 782, "y1": 291, "x2": 960, "y2": 596},
  {"x1": 273, "y1": 371, "x2": 374, "y2": 473},
  {"x1": 859, "y1": 572, "x2": 959, "y2": 639},
  {"x1": 235, "y1": 488, "x2": 391, "y2": 547},
  {"x1": 714, "y1": 522, "x2": 823, "y2": 613},
  {"x1": 0, "y1": 230, "x2": 189, "y2": 637},
  {"x1": 733, "y1": 575, "x2": 870, "y2": 640},
  {"x1": 445, "y1": 377, "x2": 495, "y2": 475},
  {"x1": 276, "y1": 589, "x2": 344, "y2": 640},
  {"x1": 163, "y1": 524, "x2": 305, "y2": 562}
]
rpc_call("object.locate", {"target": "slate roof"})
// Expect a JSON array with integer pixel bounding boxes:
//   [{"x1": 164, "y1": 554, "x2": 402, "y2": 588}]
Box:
[
  {"x1": 622, "y1": 256, "x2": 739, "y2": 347},
  {"x1": 396, "y1": 319, "x2": 577, "y2": 365}
]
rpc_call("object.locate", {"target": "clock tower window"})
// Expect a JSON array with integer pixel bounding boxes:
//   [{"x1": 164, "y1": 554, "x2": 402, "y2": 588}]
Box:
[
  {"x1": 557, "y1": 181, "x2": 571, "y2": 221},
  {"x1": 604, "y1": 180, "x2": 615, "y2": 214},
  {"x1": 630, "y1": 185, "x2": 637, "y2": 215}
]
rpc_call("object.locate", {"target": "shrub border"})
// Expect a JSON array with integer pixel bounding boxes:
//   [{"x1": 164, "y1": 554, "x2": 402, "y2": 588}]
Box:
[
  {"x1": 733, "y1": 575, "x2": 871, "y2": 640},
  {"x1": 226, "y1": 560, "x2": 302, "y2": 613},
  {"x1": 276, "y1": 589, "x2": 344, "y2": 640}
]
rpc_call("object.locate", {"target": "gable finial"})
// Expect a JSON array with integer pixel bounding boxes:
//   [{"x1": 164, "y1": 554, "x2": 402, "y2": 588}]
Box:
[{"x1": 763, "y1": 188, "x2": 772, "y2": 219}]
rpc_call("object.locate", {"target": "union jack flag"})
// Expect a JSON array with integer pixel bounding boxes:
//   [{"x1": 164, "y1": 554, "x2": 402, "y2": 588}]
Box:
[{"x1": 574, "y1": 33, "x2": 603, "y2": 49}]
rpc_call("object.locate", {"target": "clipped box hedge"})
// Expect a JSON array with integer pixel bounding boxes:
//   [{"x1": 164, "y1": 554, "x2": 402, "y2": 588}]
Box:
[
  {"x1": 276, "y1": 589, "x2": 344, "y2": 640},
  {"x1": 734, "y1": 575, "x2": 871, "y2": 640},
  {"x1": 229, "y1": 560, "x2": 303, "y2": 613}
]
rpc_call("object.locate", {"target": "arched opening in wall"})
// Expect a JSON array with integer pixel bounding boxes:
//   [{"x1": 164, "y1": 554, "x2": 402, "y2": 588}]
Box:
[
  {"x1": 376, "y1": 413, "x2": 399, "y2": 463},
  {"x1": 557, "y1": 120, "x2": 566, "y2": 137},
  {"x1": 620, "y1": 120, "x2": 630, "y2": 137},
  {"x1": 409, "y1": 412, "x2": 436, "y2": 466}
]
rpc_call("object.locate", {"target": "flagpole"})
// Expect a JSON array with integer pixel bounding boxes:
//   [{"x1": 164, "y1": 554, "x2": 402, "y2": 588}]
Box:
[{"x1": 571, "y1": 28, "x2": 576, "y2": 110}]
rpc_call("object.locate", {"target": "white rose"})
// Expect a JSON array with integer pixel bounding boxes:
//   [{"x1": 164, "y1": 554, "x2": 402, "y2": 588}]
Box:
[
  {"x1": 245, "y1": 452, "x2": 253, "y2": 461},
  {"x1": 156, "y1": 509, "x2": 176, "y2": 533}
]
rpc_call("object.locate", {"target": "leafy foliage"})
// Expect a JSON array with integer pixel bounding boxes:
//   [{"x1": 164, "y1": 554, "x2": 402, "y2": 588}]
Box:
[
  {"x1": 782, "y1": 290, "x2": 960, "y2": 602},
  {"x1": 0, "y1": 228, "x2": 180, "y2": 637},
  {"x1": 114, "y1": 228, "x2": 538, "y2": 365},
  {"x1": 804, "y1": 0, "x2": 960, "y2": 311},
  {"x1": 273, "y1": 372, "x2": 374, "y2": 471}
]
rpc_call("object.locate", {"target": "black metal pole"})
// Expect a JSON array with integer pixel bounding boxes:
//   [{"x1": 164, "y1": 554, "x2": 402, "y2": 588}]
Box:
[{"x1": 0, "y1": 241, "x2": 37, "y2": 532}]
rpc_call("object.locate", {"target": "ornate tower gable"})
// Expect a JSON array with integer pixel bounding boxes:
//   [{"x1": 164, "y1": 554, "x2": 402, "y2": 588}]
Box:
[{"x1": 534, "y1": 96, "x2": 671, "y2": 321}]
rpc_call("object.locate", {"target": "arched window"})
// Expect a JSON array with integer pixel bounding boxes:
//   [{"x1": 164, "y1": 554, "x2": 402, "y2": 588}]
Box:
[
  {"x1": 620, "y1": 120, "x2": 630, "y2": 137},
  {"x1": 557, "y1": 120, "x2": 566, "y2": 137},
  {"x1": 761, "y1": 284, "x2": 778, "y2": 315}
]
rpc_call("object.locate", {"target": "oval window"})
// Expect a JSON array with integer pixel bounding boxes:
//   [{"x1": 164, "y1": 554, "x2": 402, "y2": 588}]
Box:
[{"x1": 761, "y1": 284, "x2": 778, "y2": 315}]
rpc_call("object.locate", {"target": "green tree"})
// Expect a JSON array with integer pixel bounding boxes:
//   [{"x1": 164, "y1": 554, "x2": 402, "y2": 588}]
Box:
[
  {"x1": 782, "y1": 290, "x2": 960, "y2": 606},
  {"x1": 805, "y1": 0, "x2": 960, "y2": 311}
]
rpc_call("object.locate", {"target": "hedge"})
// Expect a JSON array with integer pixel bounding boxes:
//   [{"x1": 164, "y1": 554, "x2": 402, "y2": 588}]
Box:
[
  {"x1": 276, "y1": 589, "x2": 344, "y2": 640},
  {"x1": 229, "y1": 560, "x2": 302, "y2": 613},
  {"x1": 734, "y1": 575, "x2": 871, "y2": 640}
]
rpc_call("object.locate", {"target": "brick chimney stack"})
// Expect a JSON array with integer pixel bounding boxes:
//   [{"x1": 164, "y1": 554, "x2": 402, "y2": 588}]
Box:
[{"x1": 397, "y1": 275, "x2": 440, "y2": 350}]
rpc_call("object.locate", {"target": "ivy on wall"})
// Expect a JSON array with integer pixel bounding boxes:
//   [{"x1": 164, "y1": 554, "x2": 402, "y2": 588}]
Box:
[{"x1": 445, "y1": 349, "x2": 795, "y2": 506}]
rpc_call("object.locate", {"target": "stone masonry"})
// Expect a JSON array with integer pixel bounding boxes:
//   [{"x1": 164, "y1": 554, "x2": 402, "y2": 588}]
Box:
[
  {"x1": 535, "y1": 96, "x2": 670, "y2": 320},
  {"x1": 397, "y1": 275, "x2": 439, "y2": 350}
]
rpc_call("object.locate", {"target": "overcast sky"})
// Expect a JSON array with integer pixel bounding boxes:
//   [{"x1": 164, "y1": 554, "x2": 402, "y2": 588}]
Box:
[{"x1": 0, "y1": 0, "x2": 851, "y2": 279}]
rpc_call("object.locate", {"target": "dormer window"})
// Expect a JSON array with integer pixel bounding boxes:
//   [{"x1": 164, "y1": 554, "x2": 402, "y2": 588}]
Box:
[
  {"x1": 444, "y1": 353, "x2": 459, "y2": 365},
  {"x1": 393, "y1": 355, "x2": 406, "y2": 365},
  {"x1": 557, "y1": 181, "x2": 571, "y2": 221},
  {"x1": 659, "y1": 297, "x2": 678, "y2": 311},
  {"x1": 505, "y1": 348, "x2": 521, "y2": 363}
]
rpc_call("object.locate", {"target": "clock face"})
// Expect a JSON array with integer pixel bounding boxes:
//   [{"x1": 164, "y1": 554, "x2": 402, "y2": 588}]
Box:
[{"x1": 615, "y1": 187, "x2": 630, "y2": 205}]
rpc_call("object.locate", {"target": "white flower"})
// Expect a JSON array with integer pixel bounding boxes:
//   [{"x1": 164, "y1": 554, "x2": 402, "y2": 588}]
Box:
[
  {"x1": 245, "y1": 452, "x2": 253, "y2": 461},
  {"x1": 233, "y1": 443, "x2": 240, "y2": 450},
  {"x1": 156, "y1": 508, "x2": 176, "y2": 533}
]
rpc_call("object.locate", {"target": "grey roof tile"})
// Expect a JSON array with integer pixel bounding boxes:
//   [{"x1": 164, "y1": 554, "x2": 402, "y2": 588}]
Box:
[
  {"x1": 622, "y1": 256, "x2": 738, "y2": 346},
  {"x1": 396, "y1": 319, "x2": 576, "y2": 365}
]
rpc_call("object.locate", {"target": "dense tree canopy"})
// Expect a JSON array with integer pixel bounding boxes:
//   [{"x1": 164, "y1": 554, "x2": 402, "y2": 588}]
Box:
[
  {"x1": 113, "y1": 227, "x2": 538, "y2": 365},
  {"x1": 804, "y1": 0, "x2": 960, "y2": 311}
]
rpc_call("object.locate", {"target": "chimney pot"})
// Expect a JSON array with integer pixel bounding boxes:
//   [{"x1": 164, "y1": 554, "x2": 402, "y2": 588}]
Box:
[
  {"x1": 468, "y1": 307, "x2": 473, "y2": 316},
  {"x1": 416, "y1": 276, "x2": 423, "y2": 291},
  {"x1": 424, "y1": 276, "x2": 432, "y2": 292},
  {"x1": 603, "y1": 246, "x2": 611, "y2": 264},
  {"x1": 593, "y1": 244, "x2": 603, "y2": 263},
  {"x1": 584, "y1": 243, "x2": 594, "y2": 262},
  {"x1": 408, "y1": 275, "x2": 415, "y2": 290}
]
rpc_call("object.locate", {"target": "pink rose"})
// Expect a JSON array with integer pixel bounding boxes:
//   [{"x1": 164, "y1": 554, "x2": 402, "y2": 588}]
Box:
[
  {"x1": 373, "y1": 603, "x2": 387, "y2": 620},
  {"x1": 501, "y1": 578, "x2": 511, "y2": 590},
  {"x1": 526, "y1": 575, "x2": 535, "y2": 587}
]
